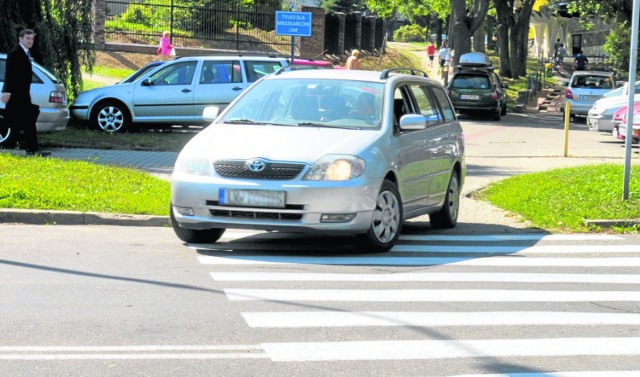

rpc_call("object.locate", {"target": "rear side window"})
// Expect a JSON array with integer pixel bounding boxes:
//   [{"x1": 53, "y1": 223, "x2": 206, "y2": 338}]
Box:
[
  {"x1": 245, "y1": 61, "x2": 284, "y2": 82},
  {"x1": 451, "y1": 75, "x2": 490, "y2": 89},
  {"x1": 0, "y1": 59, "x2": 43, "y2": 84},
  {"x1": 200, "y1": 61, "x2": 241, "y2": 84}
]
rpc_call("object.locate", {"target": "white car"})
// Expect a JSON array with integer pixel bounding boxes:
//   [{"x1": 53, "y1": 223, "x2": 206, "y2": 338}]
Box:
[
  {"x1": 0, "y1": 53, "x2": 69, "y2": 148},
  {"x1": 587, "y1": 95, "x2": 640, "y2": 132},
  {"x1": 170, "y1": 68, "x2": 466, "y2": 252}
]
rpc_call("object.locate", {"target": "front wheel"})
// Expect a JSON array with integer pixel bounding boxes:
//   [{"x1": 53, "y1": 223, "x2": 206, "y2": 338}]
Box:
[
  {"x1": 356, "y1": 180, "x2": 403, "y2": 253},
  {"x1": 91, "y1": 101, "x2": 131, "y2": 133},
  {"x1": 170, "y1": 206, "x2": 226, "y2": 243},
  {"x1": 429, "y1": 172, "x2": 460, "y2": 229}
]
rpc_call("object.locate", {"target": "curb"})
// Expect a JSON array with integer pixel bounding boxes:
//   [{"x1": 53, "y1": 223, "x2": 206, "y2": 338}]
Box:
[
  {"x1": 0, "y1": 209, "x2": 169, "y2": 227},
  {"x1": 584, "y1": 219, "x2": 640, "y2": 229}
]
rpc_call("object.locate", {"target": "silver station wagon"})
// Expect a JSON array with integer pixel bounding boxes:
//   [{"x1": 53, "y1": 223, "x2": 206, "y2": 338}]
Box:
[
  {"x1": 171, "y1": 68, "x2": 466, "y2": 252},
  {"x1": 70, "y1": 56, "x2": 287, "y2": 132}
]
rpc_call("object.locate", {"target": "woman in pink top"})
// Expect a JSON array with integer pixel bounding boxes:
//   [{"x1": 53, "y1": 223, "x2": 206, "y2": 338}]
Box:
[{"x1": 157, "y1": 31, "x2": 173, "y2": 61}]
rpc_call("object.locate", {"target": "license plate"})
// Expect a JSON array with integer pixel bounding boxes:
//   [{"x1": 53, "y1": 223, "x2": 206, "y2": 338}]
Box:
[
  {"x1": 219, "y1": 189, "x2": 286, "y2": 208},
  {"x1": 460, "y1": 94, "x2": 480, "y2": 100},
  {"x1": 582, "y1": 95, "x2": 601, "y2": 101}
]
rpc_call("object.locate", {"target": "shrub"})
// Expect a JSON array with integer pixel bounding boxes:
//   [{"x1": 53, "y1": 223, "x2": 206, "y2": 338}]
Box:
[
  {"x1": 393, "y1": 24, "x2": 426, "y2": 43},
  {"x1": 121, "y1": 4, "x2": 154, "y2": 26}
]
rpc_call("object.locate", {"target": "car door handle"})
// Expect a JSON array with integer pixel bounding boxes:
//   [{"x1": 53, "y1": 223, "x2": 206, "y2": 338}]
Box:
[
  {"x1": 232, "y1": 87, "x2": 243, "y2": 91},
  {"x1": 181, "y1": 89, "x2": 192, "y2": 93}
]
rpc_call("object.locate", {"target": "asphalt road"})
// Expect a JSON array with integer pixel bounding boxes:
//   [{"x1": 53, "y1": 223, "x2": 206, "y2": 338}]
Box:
[{"x1": 1, "y1": 224, "x2": 640, "y2": 376}]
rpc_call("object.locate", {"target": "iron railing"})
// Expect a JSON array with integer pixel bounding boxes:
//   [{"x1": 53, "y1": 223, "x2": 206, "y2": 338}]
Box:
[{"x1": 105, "y1": 0, "x2": 290, "y2": 53}]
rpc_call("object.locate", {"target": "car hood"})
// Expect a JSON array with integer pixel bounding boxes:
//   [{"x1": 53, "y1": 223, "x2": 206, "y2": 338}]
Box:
[
  {"x1": 592, "y1": 94, "x2": 640, "y2": 113},
  {"x1": 73, "y1": 83, "x2": 133, "y2": 102},
  {"x1": 189, "y1": 123, "x2": 380, "y2": 163}
]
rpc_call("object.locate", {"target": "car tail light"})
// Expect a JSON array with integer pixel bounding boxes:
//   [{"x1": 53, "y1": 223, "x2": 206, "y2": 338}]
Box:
[
  {"x1": 565, "y1": 88, "x2": 573, "y2": 99},
  {"x1": 49, "y1": 90, "x2": 65, "y2": 104},
  {"x1": 491, "y1": 91, "x2": 498, "y2": 100}
]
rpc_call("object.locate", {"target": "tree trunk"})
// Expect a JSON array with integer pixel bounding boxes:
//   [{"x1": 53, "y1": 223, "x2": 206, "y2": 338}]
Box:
[
  {"x1": 494, "y1": 0, "x2": 513, "y2": 77},
  {"x1": 510, "y1": 0, "x2": 535, "y2": 78},
  {"x1": 473, "y1": 19, "x2": 485, "y2": 52},
  {"x1": 449, "y1": 0, "x2": 489, "y2": 65}
]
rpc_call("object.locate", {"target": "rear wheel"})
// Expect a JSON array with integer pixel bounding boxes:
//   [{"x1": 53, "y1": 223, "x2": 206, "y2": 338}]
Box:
[
  {"x1": 170, "y1": 206, "x2": 226, "y2": 243},
  {"x1": 492, "y1": 107, "x2": 501, "y2": 121},
  {"x1": 500, "y1": 101, "x2": 507, "y2": 116},
  {"x1": 356, "y1": 180, "x2": 403, "y2": 253},
  {"x1": 91, "y1": 101, "x2": 131, "y2": 133},
  {"x1": 429, "y1": 172, "x2": 460, "y2": 229},
  {"x1": 0, "y1": 110, "x2": 18, "y2": 149}
]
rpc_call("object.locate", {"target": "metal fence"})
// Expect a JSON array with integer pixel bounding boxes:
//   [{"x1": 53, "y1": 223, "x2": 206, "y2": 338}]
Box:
[{"x1": 105, "y1": 0, "x2": 290, "y2": 53}]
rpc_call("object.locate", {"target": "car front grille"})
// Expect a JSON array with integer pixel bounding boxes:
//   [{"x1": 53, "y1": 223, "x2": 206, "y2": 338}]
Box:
[
  {"x1": 214, "y1": 160, "x2": 305, "y2": 180},
  {"x1": 210, "y1": 209, "x2": 303, "y2": 220}
]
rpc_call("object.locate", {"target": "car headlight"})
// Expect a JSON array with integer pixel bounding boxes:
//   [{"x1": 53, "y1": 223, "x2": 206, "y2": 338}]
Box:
[
  {"x1": 303, "y1": 155, "x2": 365, "y2": 181},
  {"x1": 175, "y1": 154, "x2": 212, "y2": 176}
]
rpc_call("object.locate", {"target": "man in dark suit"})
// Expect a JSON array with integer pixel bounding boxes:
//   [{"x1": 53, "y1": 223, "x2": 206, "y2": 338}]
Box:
[{"x1": 1, "y1": 28, "x2": 49, "y2": 156}]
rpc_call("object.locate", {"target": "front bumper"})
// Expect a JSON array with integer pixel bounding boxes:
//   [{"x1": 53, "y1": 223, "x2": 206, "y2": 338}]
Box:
[
  {"x1": 565, "y1": 100, "x2": 592, "y2": 116},
  {"x1": 69, "y1": 104, "x2": 90, "y2": 121},
  {"x1": 171, "y1": 175, "x2": 383, "y2": 234},
  {"x1": 587, "y1": 111, "x2": 614, "y2": 132}
]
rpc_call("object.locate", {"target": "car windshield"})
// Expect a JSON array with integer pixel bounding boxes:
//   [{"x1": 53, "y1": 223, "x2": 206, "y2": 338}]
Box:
[
  {"x1": 451, "y1": 75, "x2": 490, "y2": 89},
  {"x1": 571, "y1": 75, "x2": 613, "y2": 89},
  {"x1": 220, "y1": 78, "x2": 384, "y2": 129}
]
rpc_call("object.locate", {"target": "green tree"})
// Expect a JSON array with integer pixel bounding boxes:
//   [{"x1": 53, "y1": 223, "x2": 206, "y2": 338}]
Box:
[
  {"x1": 0, "y1": 0, "x2": 94, "y2": 99},
  {"x1": 603, "y1": 22, "x2": 632, "y2": 73}
]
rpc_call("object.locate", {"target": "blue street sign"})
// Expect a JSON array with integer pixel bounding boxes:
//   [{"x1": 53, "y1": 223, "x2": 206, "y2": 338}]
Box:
[{"x1": 275, "y1": 11, "x2": 312, "y2": 37}]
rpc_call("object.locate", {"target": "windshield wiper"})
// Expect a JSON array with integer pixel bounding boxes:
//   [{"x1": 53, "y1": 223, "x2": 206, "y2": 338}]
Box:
[
  {"x1": 224, "y1": 119, "x2": 268, "y2": 125},
  {"x1": 297, "y1": 122, "x2": 358, "y2": 130}
]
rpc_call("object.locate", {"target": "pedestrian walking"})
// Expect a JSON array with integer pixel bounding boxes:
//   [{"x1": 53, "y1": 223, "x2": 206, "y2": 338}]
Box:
[
  {"x1": 438, "y1": 42, "x2": 450, "y2": 72},
  {"x1": 345, "y1": 49, "x2": 360, "y2": 70},
  {"x1": 426, "y1": 41, "x2": 436, "y2": 67},
  {"x1": 574, "y1": 50, "x2": 589, "y2": 71},
  {"x1": 553, "y1": 38, "x2": 562, "y2": 61},
  {"x1": 1, "y1": 29, "x2": 49, "y2": 156},
  {"x1": 156, "y1": 31, "x2": 174, "y2": 61},
  {"x1": 556, "y1": 43, "x2": 565, "y2": 67}
]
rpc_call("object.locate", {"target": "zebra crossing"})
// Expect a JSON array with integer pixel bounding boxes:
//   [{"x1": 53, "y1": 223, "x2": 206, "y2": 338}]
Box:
[{"x1": 195, "y1": 231, "x2": 640, "y2": 375}]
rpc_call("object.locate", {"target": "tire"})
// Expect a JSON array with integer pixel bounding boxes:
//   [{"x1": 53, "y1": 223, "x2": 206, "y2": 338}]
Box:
[
  {"x1": 356, "y1": 179, "x2": 403, "y2": 253},
  {"x1": 429, "y1": 171, "x2": 460, "y2": 229},
  {"x1": 500, "y1": 101, "x2": 507, "y2": 116},
  {"x1": 492, "y1": 107, "x2": 501, "y2": 121},
  {"x1": 0, "y1": 110, "x2": 18, "y2": 149},
  {"x1": 170, "y1": 206, "x2": 226, "y2": 243},
  {"x1": 91, "y1": 100, "x2": 131, "y2": 133}
]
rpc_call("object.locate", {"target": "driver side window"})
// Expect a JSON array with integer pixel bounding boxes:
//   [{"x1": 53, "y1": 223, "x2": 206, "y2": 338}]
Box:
[{"x1": 148, "y1": 61, "x2": 197, "y2": 86}]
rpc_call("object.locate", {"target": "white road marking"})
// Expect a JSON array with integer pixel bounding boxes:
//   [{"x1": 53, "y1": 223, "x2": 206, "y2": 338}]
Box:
[
  {"x1": 399, "y1": 234, "x2": 623, "y2": 241},
  {"x1": 211, "y1": 271, "x2": 640, "y2": 284},
  {"x1": 241, "y1": 311, "x2": 640, "y2": 328},
  {"x1": 441, "y1": 372, "x2": 640, "y2": 377},
  {"x1": 198, "y1": 255, "x2": 640, "y2": 267},
  {"x1": 224, "y1": 288, "x2": 640, "y2": 302},
  {"x1": 0, "y1": 345, "x2": 267, "y2": 361},
  {"x1": 261, "y1": 337, "x2": 640, "y2": 361},
  {"x1": 390, "y1": 245, "x2": 640, "y2": 254}
]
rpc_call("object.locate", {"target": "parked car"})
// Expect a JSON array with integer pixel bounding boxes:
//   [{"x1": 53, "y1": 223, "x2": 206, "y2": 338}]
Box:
[
  {"x1": 0, "y1": 53, "x2": 69, "y2": 148},
  {"x1": 612, "y1": 103, "x2": 640, "y2": 143},
  {"x1": 563, "y1": 71, "x2": 616, "y2": 120},
  {"x1": 170, "y1": 68, "x2": 466, "y2": 252},
  {"x1": 446, "y1": 52, "x2": 508, "y2": 120},
  {"x1": 587, "y1": 80, "x2": 640, "y2": 132},
  {"x1": 70, "y1": 56, "x2": 288, "y2": 132}
]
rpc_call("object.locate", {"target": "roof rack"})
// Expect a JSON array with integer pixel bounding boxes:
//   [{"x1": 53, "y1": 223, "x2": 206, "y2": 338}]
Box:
[
  {"x1": 455, "y1": 65, "x2": 495, "y2": 72},
  {"x1": 379, "y1": 68, "x2": 428, "y2": 79},
  {"x1": 274, "y1": 64, "x2": 334, "y2": 75}
]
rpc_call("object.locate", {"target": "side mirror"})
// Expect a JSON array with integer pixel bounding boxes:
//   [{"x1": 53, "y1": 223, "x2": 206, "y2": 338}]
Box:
[
  {"x1": 561, "y1": 81, "x2": 569, "y2": 87},
  {"x1": 399, "y1": 114, "x2": 427, "y2": 130},
  {"x1": 202, "y1": 106, "x2": 220, "y2": 122},
  {"x1": 142, "y1": 78, "x2": 153, "y2": 86}
]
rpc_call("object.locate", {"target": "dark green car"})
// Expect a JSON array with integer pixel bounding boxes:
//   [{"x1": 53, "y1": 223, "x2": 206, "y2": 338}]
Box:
[{"x1": 446, "y1": 67, "x2": 508, "y2": 120}]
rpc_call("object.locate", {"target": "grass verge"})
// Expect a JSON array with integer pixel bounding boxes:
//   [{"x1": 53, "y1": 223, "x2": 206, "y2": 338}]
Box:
[
  {"x1": 477, "y1": 164, "x2": 640, "y2": 232},
  {"x1": 0, "y1": 153, "x2": 170, "y2": 215},
  {"x1": 39, "y1": 126, "x2": 196, "y2": 152}
]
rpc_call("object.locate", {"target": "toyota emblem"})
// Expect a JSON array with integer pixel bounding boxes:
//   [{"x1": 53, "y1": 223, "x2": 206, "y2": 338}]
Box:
[{"x1": 246, "y1": 159, "x2": 267, "y2": 172}]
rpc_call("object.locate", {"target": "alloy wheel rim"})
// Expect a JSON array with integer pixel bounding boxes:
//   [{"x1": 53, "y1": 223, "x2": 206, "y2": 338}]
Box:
[
  {"x1": 372, "y1": 190, "x2": 400, "y2": 244},
  {"x1": 448, "y1": 176, "x2": 459, "y2": 221},
  {"x1": 98, "y1": 106, "x2": 124, "y2": 132}
]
